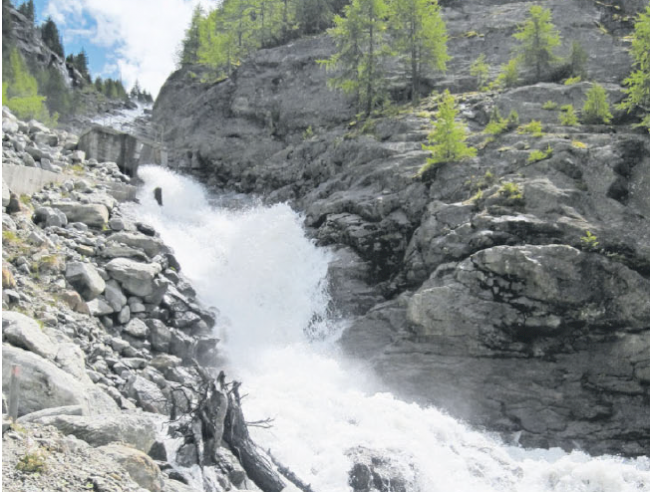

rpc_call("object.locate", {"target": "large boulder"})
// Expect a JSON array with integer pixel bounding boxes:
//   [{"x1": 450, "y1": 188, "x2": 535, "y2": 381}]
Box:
[
  {"x1": 2, "y1": 345, "x2": 119, "y2": 417},
  {"x1": 97, "y1": 444, "x2": 163, "y2": 492},
  {"x1": 2, "y1": 311, "x2": 57, "y2": 360},
  {"x1": 124, "y1": 375, "x2": 168, "y2": 414},
  {"x1": 51, "y1": 202, "x2": 109, "y2": 228},
  {"x1": 34, "y1": 412, "x2": 164, "y2": 453},
  {"x1": 65, "y1": 262, "x2": 106, "y2": 301},
  {"x1": 107, "y1": 232, "x2": 167, "y2": 258},
  {"x1": 105, "y1": 258, "x2": 162, "y2": 297}
]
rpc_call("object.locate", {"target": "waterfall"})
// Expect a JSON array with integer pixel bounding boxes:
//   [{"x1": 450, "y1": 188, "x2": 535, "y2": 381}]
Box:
[{"x1": 128, "y1": 165, "x2": 650, "y2": 492}]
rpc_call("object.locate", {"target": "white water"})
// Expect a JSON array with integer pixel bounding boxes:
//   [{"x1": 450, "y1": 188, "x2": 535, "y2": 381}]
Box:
[
  {"x1": 128, "y1": 165, "x2": 650, "y2": 492},
  {"x1": 91, "y1": 103, "x2": 149, "y2": 133}
]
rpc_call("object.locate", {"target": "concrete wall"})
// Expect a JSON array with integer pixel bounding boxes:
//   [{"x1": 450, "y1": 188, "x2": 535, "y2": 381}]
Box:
[
  {"x1": 2, "y1": 164, "x2": 67, "y2": 196},
  {"x1": 78, "y1": 126, "x2": 167, "y2": 177}
]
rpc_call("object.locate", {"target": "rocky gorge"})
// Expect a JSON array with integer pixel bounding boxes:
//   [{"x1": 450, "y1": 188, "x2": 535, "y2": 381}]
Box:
[{"x1": 152, "y1": 0, "x2": 650, "y2": 458}]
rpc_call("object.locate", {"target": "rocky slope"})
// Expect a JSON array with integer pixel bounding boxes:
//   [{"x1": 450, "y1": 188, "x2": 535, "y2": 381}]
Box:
[
  {"x1": 1, "y1": 108, "x2": 299, "y2": 491},
  {"x1": 153, "y1": 0, "x2": 650, "y2": 455}
]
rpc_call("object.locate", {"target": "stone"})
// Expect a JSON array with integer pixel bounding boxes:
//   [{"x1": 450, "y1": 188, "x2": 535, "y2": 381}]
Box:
[
  {"x1": 2, "y1": 345, "x2": 119, "y2": 417},
  {"x1": 98, "y1": 444, "x2": 163, "y2": 492},
  {"x1": 71, "y1": 150, "x2": 86, "y2": 163},
  {"x1": 56, "y1": 343, "x2": 93, "y2": 384},
  {"x1": 23, "y1": 152, "x2": 36, "y2": 167},
  {"x1": 59, "y1": 290, "x2": 91, "y2": 314},
  {"x1": 123, "y1": 318, "x2": 149, "y2": 339},
  {"x1": 34, "y1": 412, "x2": 164, "y2": 453},
  {"x1": 105, "y1": 258, "x2": 162, "y2": 297},
  {"x1": 108, "y1": 232, "x2": 167, "y2": 258},
  {"x1": 125, "y1": 375, "x2": 168, "y2": 414},
  {"x1": 65, "y1": 262, "x2": 106, "y2": 301},
  {"x1": 108, "y1": 217, "x2": 126, "y2": 231},
  {"x1": 17, "y1": 405, "x2": 84, "y2": 423},
  {"x1": 34, "y1": 206, "x2": 68, "y2": 228},
  {"x1": 104, "y1": 280, "x2": 128, "y2": 312},
  {"x1": 2, "y1": 311, "x2": 57, "y2": 360},
  {"x1": 118, "y1": 305, "x2": 131, "y2": 324},
  {"x1": 146, "y1": 319, "x2": 172, "y2": 353},
  {"x1": 87, "y1": 298, "x2": 114, "y2": 316},
  {"x1": 51, "y1": 202, "x2": 109, "y2": 228}
]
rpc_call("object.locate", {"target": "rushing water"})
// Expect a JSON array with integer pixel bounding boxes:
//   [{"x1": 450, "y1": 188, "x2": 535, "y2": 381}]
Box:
[{"x1": 128, "y1": 165, "x2": 650, "y2": 492}]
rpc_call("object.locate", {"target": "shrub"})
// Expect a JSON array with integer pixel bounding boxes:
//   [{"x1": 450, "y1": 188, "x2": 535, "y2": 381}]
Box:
[
  {"x1": 559, "y1": 104, "x2": 579, "y2": 126},
  {"x1": 302, "y1": 125, "x2": 314, "y2": 140},
  {"x1": 542, "y1": 100, "x2": 558, "y2": 110},
  {"x1": 580, "y1": 230, "x2": 600, "y2": 251},
  {"x1": 564, "y1": 75, "x2": 582, "y2": 85},
  {"x1": 470, "y1": 54, "x2": 490, "y2": 90},
  {"x1": 517, "y1": 120, "x2": 544, "y2": 136},
  {"x1": 527, "y1": 145, "x2": 553, "y2": 163},
  {"x1": 16, "y1": 449, "x2": 47, "y2": 474},
  {"x1": 571, "y1": 140, "x2": 588, "y2": 149},
  {"x1": 496, "y1": 59, "x2": 519, "y2": 88},
  {"x1": 499, "y1": 181, "x2": 524, "y2": 203},
  {"x1": 582, "y1": 83, "x2": 612, "y2": 124}
]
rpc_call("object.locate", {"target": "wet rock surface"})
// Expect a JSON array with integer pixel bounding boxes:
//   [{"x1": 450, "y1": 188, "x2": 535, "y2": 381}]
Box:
[{"x1": 153, "y1": 0, "x2": 650, "y2": 456}]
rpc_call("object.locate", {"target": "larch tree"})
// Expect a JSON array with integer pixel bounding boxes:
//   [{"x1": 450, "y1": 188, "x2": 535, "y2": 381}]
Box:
[
  {"x1": 390, "y1": 0, "x2": 449, "y2": 102},
  {"x1": 513, "y1": 5, "x2": 561, "y2": 81},
  {"x1": 619, "y1": 5, "x2": 650, "y2": 131},
  {"x1": 582, "y1": 83, "x2": 612, "y2": 124},
  {"x1": 420, "y1": 89, "x2": 476, "y2": 176},
  {"x1": 179, "y1": 5, "x2": 204, "y2": 67}
]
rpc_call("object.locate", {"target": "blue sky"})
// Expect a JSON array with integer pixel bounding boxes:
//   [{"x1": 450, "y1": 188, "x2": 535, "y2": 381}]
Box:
[{"x1": 21, "y1": 0, "x2": 213, "y2": 96}]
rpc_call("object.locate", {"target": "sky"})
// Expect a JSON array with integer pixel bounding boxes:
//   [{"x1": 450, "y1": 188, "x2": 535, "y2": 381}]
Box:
[{"x1": 27, "y1": 0, "x2": 213, "y2": 97}]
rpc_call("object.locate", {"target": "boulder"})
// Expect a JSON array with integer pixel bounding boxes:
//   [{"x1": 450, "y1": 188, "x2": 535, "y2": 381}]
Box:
[
  {"x1": 123, "y1": 318, "x2": 148, "y2": 339},
  {"x1": 2, "y1": 345, "x2": 119, "y2": 417},
  {"x1": 51, "y1": 202, "x2": 109, "y2": 228},
  {"x1": 87, "y1": 297, "x2": 114, "y2": 316},
  {"x1": 105, "y1": 258, "x2": 162, "y2": 297},
  {"x1": 17, "y1": 405, "x2": 84, "y2": 423},
  {"x1": 108, "y1": 232, "x2": 167, "y2": 258},
  {"x1": 2, "y1": 311, "x2": 57, "y2": 360},
  {"x1": 124, "y1": 375, "x2": 168, "y2": 414},
  {"x1": 97, "y1": 444, "x2": 163, "y2": 492},
  {"x1": 34, "y1": 206, "x2": 68, "y2": 228},
  {"x1": 147, "y1": 319, "x2": 171, "y2": 352},
  {"x1": 65, "y1": 262, "x2": 106, "y2": 301},
  {"x1": 59, "y1": 290, "x2": 90, "y2": 314},
  {"x1": 34, "y1": 412, "x2": 163, "y2": 453},
  {"x1": 104, "y1": 280, "x2": 128, "y2": 311}
]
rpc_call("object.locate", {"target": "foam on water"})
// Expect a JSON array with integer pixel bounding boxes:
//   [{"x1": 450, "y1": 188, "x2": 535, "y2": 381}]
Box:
[{"x1": 128, "y1": 165, "x2": 650, "y2": 492}]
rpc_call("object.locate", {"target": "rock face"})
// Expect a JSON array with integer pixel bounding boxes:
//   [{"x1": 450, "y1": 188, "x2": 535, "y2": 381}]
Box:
[
  {"x1": 2, "y1": 311, "x2": 57, "y2": 360},
  {"x1": 153, "y1": 0, "x2": 650, "y2": 456}
]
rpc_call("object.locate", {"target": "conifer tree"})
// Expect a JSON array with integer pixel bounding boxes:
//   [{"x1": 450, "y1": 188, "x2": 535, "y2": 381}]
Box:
[
  {"x1": 390, "y1": 0, "x2": 449, "y2": 102},
  {"x1": 470, "y1": 54, "x2": 489, "y2": 90},
  {"x1": 94, "y1": 76, "x2": 103, "y2": 93},
  {"x1": 295, "y1": 0, "x2": 334, "y2": 34},
  {"x1": 18, "y1": 0, "x2": 34, "y2": 23},
  {"x1": 41, "y1": 17, "x2": 64, "y2": 58},
  {"x1": 320, "y1": 0, "x2": 391, "y2": 115},
  {"x1": 619, "y1": 6, "x2": 650, "y2": 131},
  {"x1": 582, "y1": 83, "x2": 612, "y2": 124},
  {"x1": 180, "y1": 5, "x2": 204, "y2": 66},
  {"x1": 568, "y1": 40, "x2": 588, "y2": 79},
  {"x1": 420, "y1": 89, "x2": 476, "y2": 175},
  {"x1": 513, "y1": 5, "x2": 561, "y2": 80}
]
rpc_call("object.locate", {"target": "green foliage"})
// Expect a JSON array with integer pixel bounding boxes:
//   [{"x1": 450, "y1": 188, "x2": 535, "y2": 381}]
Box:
[
  {"x1": 564, "y1": 75, "x2": 581, "y2": 85},
  {"x1": 303, "y1": 125, "x2": 315, "y2": 139},
  {"x1": 419, "y1": 90, "x2": 476, "y2": 175},
  {"x1": 619, "y1": 6, "x2": 650, "y2": 132},
  {"x1": 513, "y1": 5, "x2": 561, "y2": 80},
  {"x1": 496, "y1": 58, "x2": 519, "y2": 88},
  {"x1": 470, "y1": 54, "x2": 489, "y2": 90},
  {"x1": 542, "y1": 100, "x2": 558, "y2": 110},
  {"x1": 390, "y1": 0, "x2": 449, "y2": 102},
  {"x1": 3, "y1": 49, "x2": 55, "y2": 124},
  {"x1": 499, "y1": 181, "x2": 523, "y2": 202},
  {"x1": 559, "y1": 104, "x2": 578, "y2": 125},
  {"x1": 517, "y1": 120, "x2": 544, "y2": 137},
  {"x1": 16, "y1": 449, "x2": 47, "y2": 474},
  {"x1": 527, "y1": 144, "x2": 553, "y2": 163},
  {"x1": 17, "y1": 0, "x2": 34, "y2": 23},
  {"x1": 296, "y1": 0, "x2": 337, "y2": 34},
  {"x1": 582, "y1": 83, "x2": 612, "y2": 124},
  {"x1": 36, "y1": 66, "x2": 72, "y2": 116},
  {"x1": 320, "y1": 0, "x2": 391, "y2": 115},
  {"x1": 179, "y1": 5, "x2": 204, "y2": 67},
  {"x1": 568, "y1": 40, "x2": 588, "y2": 79},
  {"x1": 580, "y1": 230, "x2": 600, "y2": 251},
  {"x1": 41, "y1": 17, "x2": 64, "y2": 58},
  {"x1": 129, "y1": 80, "x2": 153, "y2": 104}
]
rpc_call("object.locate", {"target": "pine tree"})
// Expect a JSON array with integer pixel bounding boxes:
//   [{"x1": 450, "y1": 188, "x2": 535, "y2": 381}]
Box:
[
  {"x1": 130, "y1": 80, "x2": 142, "y2": 99},
  {"x1": 180, "y1": 5, "x2": 204, "y2": 67},
  {"x1": 319, "y1": 0, "x2": 391, "y2": 115},
  {"x1": 94, "y1": 76, "x2": 103, "y2": 93},
  {"x1": 497, "y1": 58, "x2": 519, "y2": 88},
  {"x1": 582, "y1": 83, "x2": 612, "y2": 124},
  {"x1": 619, "y1": 6, "x2": 650, "y2": 131},
  {"x1": 41, "y1": 17, "x2": 64, "y2": 58},
  {"x1": 470, "y1": 54, "x2": 489, "y2": 90},
  {"x1": 568, "y1": 40, "x2": 588, "y2": 79},
  {"x1": 295, "y1": 0, "x2": 334, "y2": 34},
  {"x1": 420, "y1": 89, "x2": 476, "y2": 175},
  {"x1": 18, "y1": 0, "x2": 34, "y2": 23},
  {"x1": 390, "y1": 0, "x2": 449, "y2": 102},
  {"x1": 513, "y1": 5, "x2": 561, "y2": 81}
]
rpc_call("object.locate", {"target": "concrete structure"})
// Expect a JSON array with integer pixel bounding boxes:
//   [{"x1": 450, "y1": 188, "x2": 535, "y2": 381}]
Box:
[
  {"x1": 78, "y1": 126, "x2": 167, "y2": 177},
  {"x1": 2, "y1": 164, "x2": 67, "y2": 196}
]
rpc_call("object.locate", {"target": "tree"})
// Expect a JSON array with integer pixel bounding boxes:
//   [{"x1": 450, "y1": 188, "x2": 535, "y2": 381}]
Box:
[
  {"x1": 3, "y1": 48, "x2": 52, "y2": 123},
  {"x1": 18, "y1": 0, "x2": 34, "y2": 23},
  {"x1": 319, "y1": 0, "x2": 391, "y2": 115},
  {"x1": 41, "y1": 17, "x2": 64, "y2": 58},
  {"x1": 295, "y1": 0, "x2": 334, "y2": 34},
  {"x1": 179, "y1": 4, "x2": 204, "y2": 66},
  {"x1": 470, "y1": 54, "x2": 489, "y2": 90},
  {"x1": 568, "y1": 40, "x2": 588, "y2": 79},
  {"x1": 94, "y1": 76, "x2": 104, "y2": 93},
  {"x1": 582, "y1": 83, "x2": 612, "y2": 124},
  {"x1": 619, "y1": 6, "x2": 650, "y2": 131},
  {"x1": 420, "y1": 89, "x2": 476, "y2": 175},
  {"x1": 496, "y1": 58, "x2": 519, "y2": 88},
  {"x1": 37, "y1": 66, "x2": 72, "y2": 116},
  {"x1": 130, "y1": 79, "x2": 142, "y2": 99},
  {"x1": 559, "y1": 104, "x2": 578, "y2": 126},
  {"x1": 513, "y1": 5, "x2": 561, "y2": 80},
  {"x1": 390, "y1": 0, "x2": 449, "y2": 102}
]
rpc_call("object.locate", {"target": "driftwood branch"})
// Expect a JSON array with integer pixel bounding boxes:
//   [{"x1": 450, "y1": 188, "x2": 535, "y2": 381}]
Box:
[{"x1": 268, "y1": 450, "x2": 317, "y2": 492}]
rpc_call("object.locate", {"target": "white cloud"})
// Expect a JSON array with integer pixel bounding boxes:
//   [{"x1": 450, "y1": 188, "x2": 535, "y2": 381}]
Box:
[{"x1": 45, "y1": 0, "x2": 211, "y2": 96}]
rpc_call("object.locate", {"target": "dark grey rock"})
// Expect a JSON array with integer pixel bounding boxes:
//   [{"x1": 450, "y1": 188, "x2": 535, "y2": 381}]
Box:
[{"x1": 65, "y1": 262, "x2": 106, "y2": 301}]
